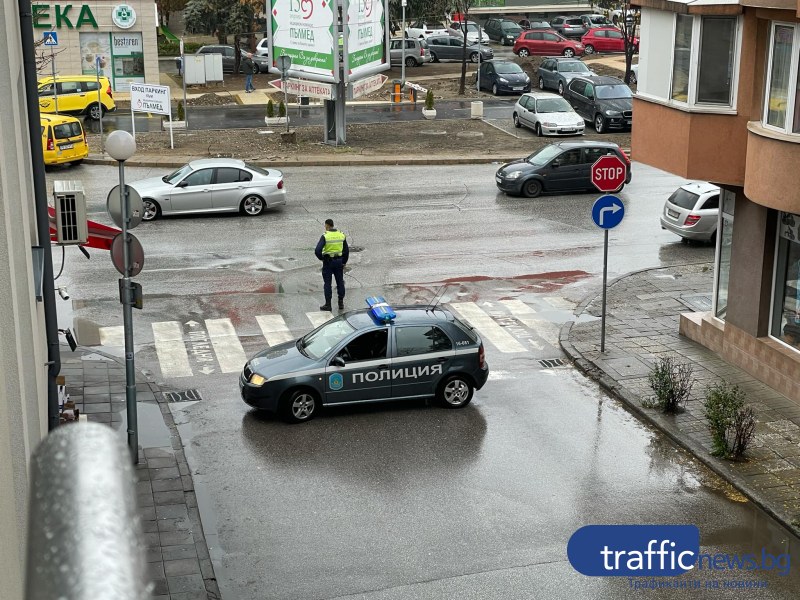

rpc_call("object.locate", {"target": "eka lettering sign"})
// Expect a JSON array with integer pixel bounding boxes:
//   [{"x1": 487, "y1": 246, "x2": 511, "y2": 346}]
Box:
[
  {"x1": 33, "y1": 4, "x2": 99, "y2": 29},
  {"x1": 269, "y1": 0, "x2": 336, "y2": 81},
  {"x1": 130, "y1": 83, "x2": 170, "y2": 116},
  {"x1": 345, "y1": 0, "x2": 387, "y2": 79}
]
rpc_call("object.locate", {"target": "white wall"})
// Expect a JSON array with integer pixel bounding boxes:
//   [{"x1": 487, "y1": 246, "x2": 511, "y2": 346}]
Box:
[{"x1": 0, "y1": 0, "x2": 51, "y2": 594}]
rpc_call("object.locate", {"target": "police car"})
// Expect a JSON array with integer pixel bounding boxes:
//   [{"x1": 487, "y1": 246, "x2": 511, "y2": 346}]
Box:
[{"x1": 240, "y1": 297, "x2": 489, "y2": 423}]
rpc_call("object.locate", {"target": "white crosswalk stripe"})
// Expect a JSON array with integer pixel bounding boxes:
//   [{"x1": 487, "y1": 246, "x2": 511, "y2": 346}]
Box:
[
  {"x1": 152, "y1": 322, "x2": 193, "y2": 378},
  {"x1": 256, "y1": 315, "x2": 293, "y2": 346},
  {"x1": 544, "y1": 296, "x2": 576, "y2": 311},
  {"x1": 99, "y1": 326, "x2": 124, "y2": 346},
  {"x1": 205, "y1": 318, "x2": 247, "y2": 373},
  {"x1": 449, "y1": 302, "x2": 528, "y2": 353},
  {"x1": 306, "y1": 311, "x2": 333, "y2": 329},
  {"x1": 500, "y1": 299, "x2": 560, "y2": 348}
]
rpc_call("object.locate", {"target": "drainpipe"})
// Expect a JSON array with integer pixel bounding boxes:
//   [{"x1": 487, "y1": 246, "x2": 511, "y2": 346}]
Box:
[{"x1": 19, "y1": 0, "x2": 61, "y2": 431}]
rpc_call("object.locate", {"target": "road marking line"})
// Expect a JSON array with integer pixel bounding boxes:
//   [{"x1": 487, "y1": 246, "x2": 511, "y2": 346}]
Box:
[
  {"x1": 205, "y1": 318, "x2": 247, "y2": 373},
  {"x1": 306, "y1": 311, "x2": 333, "y2": 329},
  {"x1": 256, "y1": 314, "x2": 293, "y2": 346},
  {"x1": 449, "y1": 302, "x2": 527, "y2": 353},
  {"x1": 99, "y1": 325, "x2": 124, "y2": 346},
  {"x1": 500, "y1": 300, "x2": 560, "y2": 348},
  {"x1": 152, "y1": 322, "x2": 193, "y2": 378}
]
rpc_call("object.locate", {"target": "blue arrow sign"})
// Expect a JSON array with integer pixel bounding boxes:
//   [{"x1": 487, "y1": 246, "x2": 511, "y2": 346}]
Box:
[
  {"x1": 43, "y1": 31, "x2": 58, "y2": 46},
  {"x1": 591, "y1": 195, "x2": 625, "y2": 230}
]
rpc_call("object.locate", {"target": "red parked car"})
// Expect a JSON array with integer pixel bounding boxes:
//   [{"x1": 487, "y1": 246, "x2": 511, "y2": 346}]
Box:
[
  {"x1": 581, "y1": 27, "x2": 639, "y2": 55},
  {"x1": 513, "y1": 30, "x2": 585, "y2": 58}
]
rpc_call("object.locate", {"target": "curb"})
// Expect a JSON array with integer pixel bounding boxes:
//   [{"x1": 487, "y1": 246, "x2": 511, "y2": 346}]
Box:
[{"x1": 559, "y1": 265, "x2": 800, "y2": 540}]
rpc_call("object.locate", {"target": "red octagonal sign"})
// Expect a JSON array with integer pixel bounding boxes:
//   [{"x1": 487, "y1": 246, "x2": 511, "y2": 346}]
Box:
[{"x1": 591, "y1": 154, "x2": 627, "y2": 193}]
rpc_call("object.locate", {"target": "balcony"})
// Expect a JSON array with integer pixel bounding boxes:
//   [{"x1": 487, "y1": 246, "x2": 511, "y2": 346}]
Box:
[{"x1": 744, "y1": 122, "x2": 800, "y2": 212}]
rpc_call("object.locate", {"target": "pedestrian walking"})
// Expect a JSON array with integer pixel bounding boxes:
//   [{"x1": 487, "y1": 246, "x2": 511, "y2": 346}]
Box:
[
  {"x1": 242, "y1": 50, "x2": 256, "y2": 93},
  {"x1": 315, "y1": 219, "x2": 349, "y2": 311}
]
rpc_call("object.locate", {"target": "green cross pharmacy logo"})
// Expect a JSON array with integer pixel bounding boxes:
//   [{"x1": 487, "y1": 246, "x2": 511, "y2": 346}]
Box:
[{"x1": 112, "y1": 4, "x2": 137, "y2": 29}]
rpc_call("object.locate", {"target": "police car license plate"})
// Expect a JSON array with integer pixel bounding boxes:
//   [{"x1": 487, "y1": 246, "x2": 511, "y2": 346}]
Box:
[{"x1": 60, "y1": 143, "x2": 74, "y2": 150}]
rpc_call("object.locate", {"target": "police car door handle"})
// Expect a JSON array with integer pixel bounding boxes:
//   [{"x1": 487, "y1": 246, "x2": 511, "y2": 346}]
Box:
[
  {"x1": 436, "y1": 357, "x2": 448, "y2": 363},
  {"x1": 378, "y1": 364, "x2": 389, "y2": 370}
]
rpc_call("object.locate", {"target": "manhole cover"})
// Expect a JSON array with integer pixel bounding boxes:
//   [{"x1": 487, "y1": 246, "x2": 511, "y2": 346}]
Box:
[
  {"x1": 538, "y1": 358, "x2": 565, "y2": 368},
  {"x1": 456, "y1": 131, "x2": 484, "y2": 138},
  {"x1": 163, "y1": 389, "x2": 202, "y2": 403}
]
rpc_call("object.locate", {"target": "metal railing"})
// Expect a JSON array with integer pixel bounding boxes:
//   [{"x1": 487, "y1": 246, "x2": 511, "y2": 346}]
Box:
[{"x1": 26, "y1": 423, "x2": 149, "y2": 600}]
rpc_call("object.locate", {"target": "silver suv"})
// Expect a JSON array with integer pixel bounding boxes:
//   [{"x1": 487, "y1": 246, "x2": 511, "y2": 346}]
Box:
[{"x1": 389, "y1": 38, "x2": 432, "y2": 67}]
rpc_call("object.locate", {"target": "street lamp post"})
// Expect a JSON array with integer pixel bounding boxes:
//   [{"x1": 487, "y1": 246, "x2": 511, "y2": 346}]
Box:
[
  {"x1": 400, "y1": 0, "x2": 407, "y2": 85},
  {"x1": 105, "y1": 130, "x2": 139, "y2": 464}
]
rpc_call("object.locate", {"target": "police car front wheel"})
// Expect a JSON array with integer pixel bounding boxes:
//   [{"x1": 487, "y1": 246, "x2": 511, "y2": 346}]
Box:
[
  {"x1": 281, "y1": 389, "x2": 318, "y2": 423},
  {"x1": 437, "y1": 375, "x2": 474, "y2": 409}
]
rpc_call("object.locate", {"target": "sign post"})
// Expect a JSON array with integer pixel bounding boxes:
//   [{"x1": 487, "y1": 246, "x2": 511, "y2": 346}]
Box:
[
  {"x1": 590, "y1": 153, "x2": 628, "y2": 353},
  {"x1": 180, "y1": 37, "x2": 188, "y2": 129},
  {"x1": 130, "y1": 83, "x2": 173, "y2": 148},
  {"x1": 95, "y1": 56, "x2": 104, "y2": 154},
  {"x1": 277, "y1": 55, "x2": 292, "y2": 133},
  {"x1": 43, "y1": 32, "x2": 59, "y2": 113}
]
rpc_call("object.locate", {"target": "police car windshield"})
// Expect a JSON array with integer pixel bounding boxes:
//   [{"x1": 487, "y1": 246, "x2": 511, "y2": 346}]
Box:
[{"x1": 299, "y1": 317, "x2": 355, "y2": 359}]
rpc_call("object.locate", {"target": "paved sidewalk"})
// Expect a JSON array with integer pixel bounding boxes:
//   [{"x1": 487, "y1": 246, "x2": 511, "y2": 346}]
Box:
[
  {"x1": 60, "y1": 344, "x2": 220, "y2": 599},
  {"x1": 560, "y1": 263, "x2": 800, "y2": 536}
]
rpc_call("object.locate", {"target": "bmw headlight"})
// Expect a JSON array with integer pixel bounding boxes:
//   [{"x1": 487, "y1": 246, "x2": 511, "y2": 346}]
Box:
[
  {"x1": 605, "y1": 110, "x2": 621, "y2": 116},
  {"x1": 249, "y1": 373, "x2": 267, "y2": 386},
  {"x1": 506, "y1": 171, "x2": 523, "y2": 179},
  {"x1": 498, "y1": 77, "x2": 508, "y2": 83}
]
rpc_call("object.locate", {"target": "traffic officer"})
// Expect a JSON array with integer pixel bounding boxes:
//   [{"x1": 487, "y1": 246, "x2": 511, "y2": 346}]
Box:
[{"x1": 314, "y1": 219, "x2": 349, "y2": 311}]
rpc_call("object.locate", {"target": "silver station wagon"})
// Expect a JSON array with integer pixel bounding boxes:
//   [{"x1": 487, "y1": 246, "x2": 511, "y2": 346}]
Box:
[{"x1": 129, "y1": 158, "x2": 286, "y2": 221}]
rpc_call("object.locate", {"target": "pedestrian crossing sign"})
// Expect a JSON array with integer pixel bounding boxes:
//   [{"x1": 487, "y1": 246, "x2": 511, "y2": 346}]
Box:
[{"x1": 43, "y1": 31, "x2": 58, "y2": 46}]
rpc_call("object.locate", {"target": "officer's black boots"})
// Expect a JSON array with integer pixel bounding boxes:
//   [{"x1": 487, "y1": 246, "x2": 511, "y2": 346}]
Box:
[
  {"x1": 338, "y1": 299, "x2": 344, "y2": 310},
  {"x1": 320, "y1": 303, "x2": 332, "y2": 311}
]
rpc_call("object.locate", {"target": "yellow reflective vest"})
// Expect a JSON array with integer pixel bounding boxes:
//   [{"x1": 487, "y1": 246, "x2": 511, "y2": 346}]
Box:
[{"x1": 322, "y1": 230, "x2": 346, "y2": 257}]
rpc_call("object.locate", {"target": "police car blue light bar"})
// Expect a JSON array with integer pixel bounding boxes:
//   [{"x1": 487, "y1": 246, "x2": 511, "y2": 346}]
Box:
[{"x1": 366, "y1": 296, "x2": 396, "y2": 323}]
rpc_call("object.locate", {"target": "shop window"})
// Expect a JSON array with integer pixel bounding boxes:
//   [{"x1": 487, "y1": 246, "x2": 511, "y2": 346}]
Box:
[
  {"x1": 669, "y1": 15, "x2": 740, "y2": 108},
  {"x1": 714, "y1": 191, "x2": 735, "y2": 320},
  {"x1": 771, "y1": 213, "x2": 800, "y2": 350},
  {"x1": 763, "y1": 24, "x2": 800, "y2": 135}
]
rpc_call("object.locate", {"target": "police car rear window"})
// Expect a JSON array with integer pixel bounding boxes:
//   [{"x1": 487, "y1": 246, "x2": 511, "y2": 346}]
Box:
[{"x1": 452, "y1": 318, "x2": 479, "y2": 343}]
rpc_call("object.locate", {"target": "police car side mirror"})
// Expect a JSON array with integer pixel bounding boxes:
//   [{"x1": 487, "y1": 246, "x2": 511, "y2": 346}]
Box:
[{"x1": 331, "y1": 356, "x2": 346, "y2": 368}]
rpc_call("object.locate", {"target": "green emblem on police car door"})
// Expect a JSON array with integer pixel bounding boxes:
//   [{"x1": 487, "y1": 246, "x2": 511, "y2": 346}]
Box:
[{"x1": 329, "y1": 373, "x2": 343, "y2": 391}]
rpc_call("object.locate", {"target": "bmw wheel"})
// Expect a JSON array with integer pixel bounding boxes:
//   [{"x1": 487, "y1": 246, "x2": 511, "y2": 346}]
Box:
[
  {"x1": 142, "y1": 199, "x2": 160, "y2": 221},
  {"x1": 437, "y1": 375, "x2": 474, "y2": 409},
  {"x1": 518, "y1": 48, "x2": 529, "y2": 58},
  {"x1": 281, "y1": 389, "x2": 318, "y2": 423},
  {"x1": 594, "y1": 114, "x2": 606, "y2": 133},
  {"x1": 513, "y1": 113, "x2": 521, "y2": 128},
  {"x1": 563, "y1": 48, "x2": 575, "y2": 58},
  {"x1": 88, "y1": 103, "x2": 104, "y2": 120},
  {"x1": 523, "y1": 179, "x2": 542, "y2": 198},
  {"x1": 241, "y1": 195, "x2": 265, "y2": 216}
]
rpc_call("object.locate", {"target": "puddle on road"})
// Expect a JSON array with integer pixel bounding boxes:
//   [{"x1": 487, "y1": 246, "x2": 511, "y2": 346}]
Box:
[{"x1": 113, "y1": 401, "x2": 172, "y2": 449}]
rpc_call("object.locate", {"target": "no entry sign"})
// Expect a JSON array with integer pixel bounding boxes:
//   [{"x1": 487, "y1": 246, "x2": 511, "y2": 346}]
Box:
[{"x1": 591, "y1": 154, "x2": 627, "y2": 192}]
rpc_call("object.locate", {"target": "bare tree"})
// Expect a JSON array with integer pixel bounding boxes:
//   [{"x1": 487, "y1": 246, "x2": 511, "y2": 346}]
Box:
[
  {"x1": 35, "y1": 38, "x2": 66, "y2": 75},
  {"x1": 617, "y1": 2, "x2": 640, "y2": 85},
  {"x1": 451, "y1": 0, "x2": 474, "y2": 95}
]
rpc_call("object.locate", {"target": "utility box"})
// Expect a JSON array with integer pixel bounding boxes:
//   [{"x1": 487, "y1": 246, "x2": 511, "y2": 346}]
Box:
[
  {"x1": 204, "y1": 54, "x2": 224, "y2": 83},
  {"x1": 184, "y1": 55, "x2": 207, "y2": 85},
  {"x1": 53, "y1": 181, "x2": 87, "y2": 245}
]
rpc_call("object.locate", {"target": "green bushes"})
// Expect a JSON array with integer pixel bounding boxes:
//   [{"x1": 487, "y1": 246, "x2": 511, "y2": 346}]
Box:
[
  {"x1": 704, "y1": 382, "x2": 755, "y2": 459},
  {"x1": 266, "y1": 99, "x2": 275, "y2": 118},
  {"x1": 176, "y1": 100, "x2": 184, "y2": 121},
  {"x1": 158, "y1": 40, "x2": 202, "y2": 56},
  {"x1": 646, "y1": 356, "x2": 693, "y2": 413},
  {"x1": 278, "y1": 101, "x2": 286, "y2": 117},
  {"x1": 424, "y1": 89, "x2": 434, "y2": 110}
]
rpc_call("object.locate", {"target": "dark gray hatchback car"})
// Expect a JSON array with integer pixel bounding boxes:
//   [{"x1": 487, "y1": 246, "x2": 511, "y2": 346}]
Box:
[
  {"x1": 564, "y1": 75, "x2": 633, "y2": 133},
  {"x1": 240, "y1": 302, "x2": 489, "y2": 423},
  {"x1": 495, "y1": 140, "x2": 631, "y2": 198}
]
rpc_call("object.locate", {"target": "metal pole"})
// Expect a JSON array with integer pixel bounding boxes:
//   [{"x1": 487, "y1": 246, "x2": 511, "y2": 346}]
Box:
[
  {"x1": 401, "y1": 4, "x2": 406, "y2": 85},
  {"x1": 96, "y1": 59, "x2": 104, "y2": 154},
  {"x1": 283, "y1": 73, "x2": 289, "y2": 133},
  {"x1": 477, "y1": 28, "x2": 481, "y2": 91},
  {"x1": 51, "y1": 46, "x2": 58, "y2": 114},
  {"x1": 181, "y1": 38, "x2": 188, "y2": 129},
  {"x1": 600, "y1": 229, "x2": 608, "y2": 353},
  {"x1": 118, "y1": 162, "x2": 138, "y2": 463}
]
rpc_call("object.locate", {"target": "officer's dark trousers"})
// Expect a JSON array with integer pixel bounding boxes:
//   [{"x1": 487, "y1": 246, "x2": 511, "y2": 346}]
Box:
[{"x1": 322, "y1": 258, "x2": 345, "y2": 303}]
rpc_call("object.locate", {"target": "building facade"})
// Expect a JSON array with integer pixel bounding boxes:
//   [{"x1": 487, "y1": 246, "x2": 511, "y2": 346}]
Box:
[
  {"x1": 632, "y1": 0, "x2": 800, "y2": 401},
  {"x1": 32, "y1": 0, "x2": 159, "y2": 91}
]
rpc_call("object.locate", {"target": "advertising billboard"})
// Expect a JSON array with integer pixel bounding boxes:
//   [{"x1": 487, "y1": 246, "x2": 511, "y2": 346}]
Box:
[
  {"x1": 267, "y1": 0, "x2": 338, "y2": 83},
  {"x1": 344, "y1": 0, "x2": 389, "y2": 81}
]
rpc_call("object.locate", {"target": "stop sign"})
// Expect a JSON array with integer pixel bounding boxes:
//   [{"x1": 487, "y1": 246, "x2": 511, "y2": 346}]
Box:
[{"x1": 591, "y1": 154, "x2": 627, "y2": 192}]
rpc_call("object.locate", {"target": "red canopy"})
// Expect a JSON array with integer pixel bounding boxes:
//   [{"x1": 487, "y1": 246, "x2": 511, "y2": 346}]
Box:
[{"x1": 48, "y1": 207, "x2": 121, "y2": 251}]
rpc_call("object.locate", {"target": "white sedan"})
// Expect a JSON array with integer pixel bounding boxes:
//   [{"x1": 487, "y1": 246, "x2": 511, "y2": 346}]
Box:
[
  {"x1": 129, "y1": 158, "x2": 286, "y2": 221},
  {"x1": 512, "y1": 92, "x2": 586, "y2": 137}
]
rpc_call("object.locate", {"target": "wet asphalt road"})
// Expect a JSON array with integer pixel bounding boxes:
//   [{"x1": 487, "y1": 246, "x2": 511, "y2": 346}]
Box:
[{"x1": 48, "y1": 163, "x2": 800, "y2": 598}]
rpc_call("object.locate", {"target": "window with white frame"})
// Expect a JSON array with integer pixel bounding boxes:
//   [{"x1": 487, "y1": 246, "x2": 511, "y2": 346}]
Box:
[
  {"x1": 669, "y1": 15, "x2": 739, "y2": 108},
  {"x1": 763, "y1": 23, "x2": 800, "y2": 135}
]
